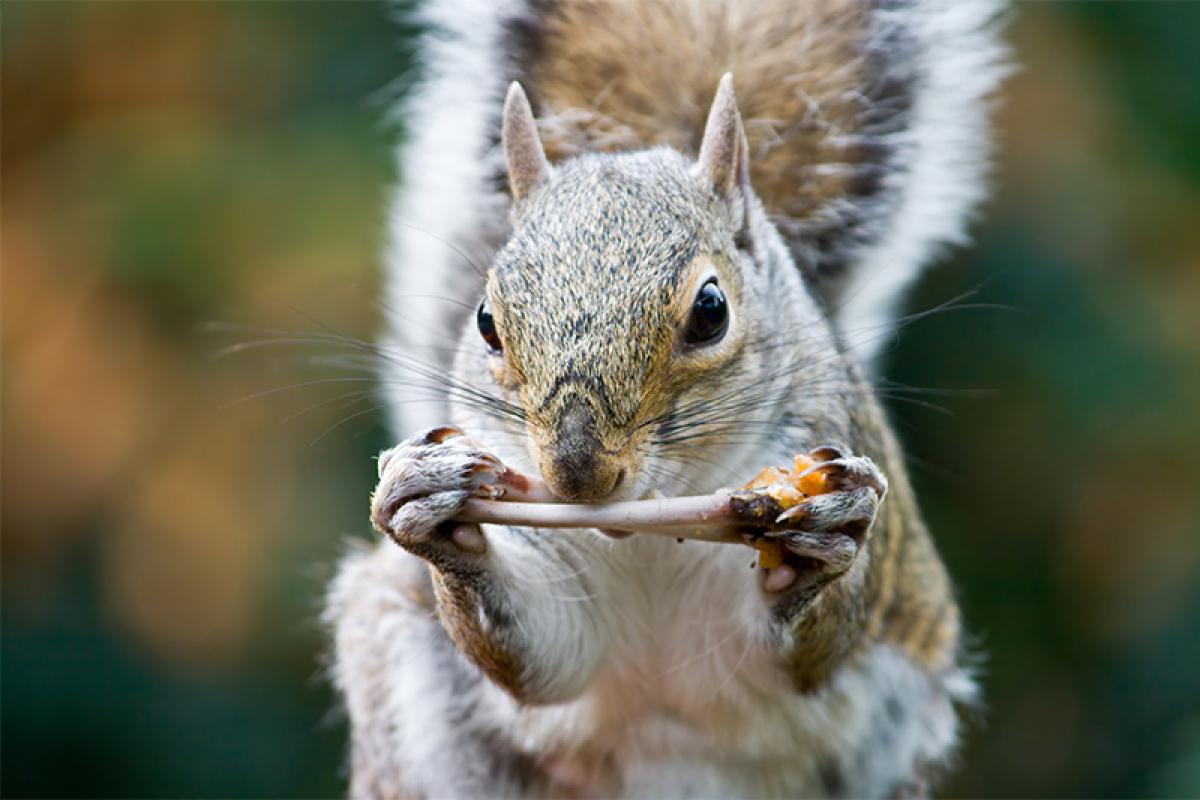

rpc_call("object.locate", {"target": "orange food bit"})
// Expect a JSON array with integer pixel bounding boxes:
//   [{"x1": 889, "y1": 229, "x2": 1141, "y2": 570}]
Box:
[
  {"x1": 792, "y1": 454, "x2": 818, "y2": 473},
  {"x1": 745, "y1": 465, "x2": 789, "y2": 489},
  {"x1": 799, "y1": 469, "x2": 829, "y2": 497},
  {"x1": 742, "y1": 452, "x2": 839, "y2": 568},
  {"x1": 741, "y1": 452, "x2": 835, "y2": 511},
  {"x1": 752, "y1": 539, "x2": 786, "y2": 569},
  {"x1": 766, "y1": 483, "x2": 805, "y2": 508}
]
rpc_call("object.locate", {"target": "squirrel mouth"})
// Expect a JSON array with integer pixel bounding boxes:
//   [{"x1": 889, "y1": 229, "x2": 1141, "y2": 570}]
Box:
[
  {"x1": 594, "y1": 479, "x2": 654, "y2": 539},
  {"x1": 598, "y1": 528, "x2": 635, "y2": 539}
]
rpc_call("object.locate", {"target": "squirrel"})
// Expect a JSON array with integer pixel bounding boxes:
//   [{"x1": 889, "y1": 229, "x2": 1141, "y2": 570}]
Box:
[{"x1": 326, "y1": 0, "x2": 1006, "y2": 797}]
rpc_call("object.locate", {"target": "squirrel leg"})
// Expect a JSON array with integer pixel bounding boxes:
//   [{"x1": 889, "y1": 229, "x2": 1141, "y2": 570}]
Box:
[
  {"x1": 370, "y1": 426, "x2": 608, "y2": 704},
  {"x1": 756, "y1": 445, "x2": 889, "y2": 691}
]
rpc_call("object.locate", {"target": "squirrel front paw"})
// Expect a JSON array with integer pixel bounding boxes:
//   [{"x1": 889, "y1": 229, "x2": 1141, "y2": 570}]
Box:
[
  {"x1": 759, "y1": 444, "x2": 888, "y2": 593},
  {"x1": 370, "y1": 426, "x2": 502, "y2": 569}
]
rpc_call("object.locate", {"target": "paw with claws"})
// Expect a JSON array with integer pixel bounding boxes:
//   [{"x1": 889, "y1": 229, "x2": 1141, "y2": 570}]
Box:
[
  {"x1": 731, "y1": 444, "x2": 888, "y2": 593},
  {"x1": 370, "y1": 426, "x2": 502, "y2": 566}
]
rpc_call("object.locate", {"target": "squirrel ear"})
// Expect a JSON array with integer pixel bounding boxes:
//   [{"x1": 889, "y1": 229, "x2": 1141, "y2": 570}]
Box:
[
  {"x1": 696, "y1": 73, "x2": 751, "y2": 215},
  {"x1": 502, "y1": 82, "x2": 551, "y2": 206}
]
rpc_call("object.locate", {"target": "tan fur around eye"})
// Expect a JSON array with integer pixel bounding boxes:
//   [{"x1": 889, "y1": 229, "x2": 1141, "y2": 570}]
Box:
[{"x1": 671, "y1": 255, "x2": 742, "y2": 364}]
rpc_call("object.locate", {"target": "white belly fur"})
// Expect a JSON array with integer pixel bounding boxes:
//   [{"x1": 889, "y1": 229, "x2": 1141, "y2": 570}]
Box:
[{"x1": 475, "y1": 534, "x2": 973, "y2": 797}]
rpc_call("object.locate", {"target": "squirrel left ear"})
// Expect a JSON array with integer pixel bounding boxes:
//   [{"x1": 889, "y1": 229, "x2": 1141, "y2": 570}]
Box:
[
  {"x1": 502, "y1": 82, "x2": 551, "y2": 207},
  {"x1": 696, "y1": 73, "x2": 751, "y2": 225}
]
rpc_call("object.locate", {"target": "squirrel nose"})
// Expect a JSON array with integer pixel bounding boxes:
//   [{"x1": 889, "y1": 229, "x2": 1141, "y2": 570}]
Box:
[{"x1": 541, "y1": 405, "x2": 623, "y2": 502}]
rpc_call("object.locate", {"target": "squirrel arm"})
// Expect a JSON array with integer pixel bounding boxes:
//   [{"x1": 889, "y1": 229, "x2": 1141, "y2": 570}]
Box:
[
  {"x1": 761, "y1": 388, "x2": 948, "y2": 693},
  {"x1": 431, "y1": 524, "x2": 612, "y2": 704},
  {"x1": 369, "y1": 427, "x2": 611, "y2": 704}
]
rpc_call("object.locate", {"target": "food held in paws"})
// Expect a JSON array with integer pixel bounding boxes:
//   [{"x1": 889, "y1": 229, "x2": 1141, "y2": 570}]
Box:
[{"x1": 742, "y1": 454, "x2": 834, "y2": 569}]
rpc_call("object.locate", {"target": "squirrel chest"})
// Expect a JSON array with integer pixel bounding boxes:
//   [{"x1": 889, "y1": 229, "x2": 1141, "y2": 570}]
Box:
[{"x1": 475, "y1": 535, "x2": 961, "y2": 798}]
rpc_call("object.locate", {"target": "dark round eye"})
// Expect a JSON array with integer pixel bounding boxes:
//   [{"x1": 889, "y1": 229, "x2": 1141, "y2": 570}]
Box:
[
  {"x1": 477, "y1": 297, "x2": 502, "y2": 353},
  {"x1": 685, "y1": 279, "x2": 729, "y2": 346}
]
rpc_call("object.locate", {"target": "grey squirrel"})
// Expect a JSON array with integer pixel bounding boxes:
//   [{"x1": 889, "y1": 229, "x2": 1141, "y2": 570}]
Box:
[{"x1": 326, "y1": 0, "x2": 1006, "y2": 796}]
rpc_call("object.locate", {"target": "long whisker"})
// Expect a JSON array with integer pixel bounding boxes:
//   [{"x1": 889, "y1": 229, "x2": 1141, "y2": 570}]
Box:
[{"x1": 391, "y1": 221, "x2": 489, "y2": 279}]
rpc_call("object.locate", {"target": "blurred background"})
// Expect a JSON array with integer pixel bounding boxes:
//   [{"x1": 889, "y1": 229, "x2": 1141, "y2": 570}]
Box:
[{"x1": 3, "y1": 2, "x2": 1198, "y2": 796}]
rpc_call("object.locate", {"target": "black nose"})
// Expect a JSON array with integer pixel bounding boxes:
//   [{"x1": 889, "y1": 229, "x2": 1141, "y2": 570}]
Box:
[{"x1": 544, "y1": 405, "x2": 622, "y2": 502}]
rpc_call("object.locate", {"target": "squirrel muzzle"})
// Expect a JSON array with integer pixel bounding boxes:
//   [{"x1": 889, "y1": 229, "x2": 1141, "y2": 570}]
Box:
[{"x1": 537, "y1": 403, "x2": 624, "y2": 502}]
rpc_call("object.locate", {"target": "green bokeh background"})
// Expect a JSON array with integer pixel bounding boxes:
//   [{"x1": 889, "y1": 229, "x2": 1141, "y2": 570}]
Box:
[{"x1": 3, "y1": 2, "x2": 1198, "y2": 797}]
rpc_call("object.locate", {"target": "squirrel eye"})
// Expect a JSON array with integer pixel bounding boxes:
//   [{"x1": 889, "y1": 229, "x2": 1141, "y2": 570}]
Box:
[
  {"x1": 477, "y1": 297, "x2": 502, "y2": 353},
  {"x1": 685, "y1": 279, "x2": 728, "y2": 346}
]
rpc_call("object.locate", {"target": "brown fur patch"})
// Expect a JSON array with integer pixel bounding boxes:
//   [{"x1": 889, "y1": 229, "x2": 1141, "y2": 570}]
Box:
[
  {"x1": 785, "y1": 576, "x2": 870, "y2": 693},
  {"x1": 530, "y1": 0, "x2": 883, "y2": 243},
  {"x1": 430, "y1": 570, "x2": 530, "y2": 701},
  {"x1": 858, "y1": 395, "x2": 960, "y2": 673}
]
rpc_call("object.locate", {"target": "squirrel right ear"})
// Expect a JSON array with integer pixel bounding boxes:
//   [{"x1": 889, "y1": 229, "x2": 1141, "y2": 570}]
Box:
[
  {"x1": 502, "y1": 82, "x2": 551, "y2": 207},
  {"x1": 696, "y1": 73, "x2": 751, "y2": 222}
]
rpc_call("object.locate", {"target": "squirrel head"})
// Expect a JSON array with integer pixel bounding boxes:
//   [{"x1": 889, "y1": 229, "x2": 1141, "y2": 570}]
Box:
[{"x1": 472, "y1": 77, "x2": 836, "y2": 502}]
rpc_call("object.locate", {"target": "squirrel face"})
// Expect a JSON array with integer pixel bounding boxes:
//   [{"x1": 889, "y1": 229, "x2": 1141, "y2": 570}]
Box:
[
  {"x1": 474, "y1": 79, "x2": 834, "y2": 502},
  {"x1": 487, "y1": 152, "x2": 750, "y2": 500}
]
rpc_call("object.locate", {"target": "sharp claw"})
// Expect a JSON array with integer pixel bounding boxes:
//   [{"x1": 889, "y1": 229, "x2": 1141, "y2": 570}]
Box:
[
  {"x1": 808, "y1": 444, "x2": 845, "y2": 462},
  {"x1": 798, "y1": 457, "x2": 886, "y2": 496},
  {"x1": 776, "y1": 503, "x2": 812, "y2": 525},
  {"x1": 424, "y1": 425, "x2": 464, "y2": 444},
  {"x1": 473, "y1": 483, "x2": 505, "y2": 500},
  {"x1": 804, "y1": 460, "x2": 845, "y2": 478},
  {"x1": 465, "y1": 460, "x2": 499, "y2": 478}
]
